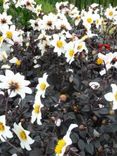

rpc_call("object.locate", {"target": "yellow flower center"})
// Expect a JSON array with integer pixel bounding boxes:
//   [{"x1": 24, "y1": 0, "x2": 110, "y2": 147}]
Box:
[
  {"x1": 39, "y1": 82, "x2": 46, "y2": 91},
  {"x1": 96, "y1": 58, "x2": 103, "y2": 65},
  {"x1": 16, "y1": 59, "x2": 21, "y2": 66},
  {"x1": 47, "y1": 21, "x2": 52, "y2": 26},
  {"x1": 9, "y1": 81, "x2": 20, "y2": 91},
  {"x1": 87, "y1": 17, "x2": 93, "y2": 24},
  {"x1": 77, "y1": 44, "x2": 83, "y2": 50},
  {"x1": 6, "y1": 31, "x2": 13, "y2": 39},
  {"x1": 56, "y1": 40, "x2": 64, "y2": 48},
  {"x1": 0, "y1": 36, "x2": 3, "y2": 43},
  {"x1": 69, "y1": 49, "x2": 74, "y2": 57},
  {"x1": 96, "y1": 19, "x2": 99, "y2": 24},
  {"x1": 55, "y1": 139, "x2": 66, "y2": 154},
  {"x1": 19, "y1": 130, "x2": 27, "y2": 140},
  {"x1": 76, "y1": 15, "x2": 81, "y2": 20},
  {"x1": 34, "y1": 104, "x2": 40, "y2": 114},
  {"x1": 115, "y1": 92, "x2": 117, "y2": 101},
  {"x1": 0, "y1": 122, "x2": 5, "y2": 132},
  {"x1": 81, "y1": 35, "x2": 88, "y2": 41},
  {"x1": 109, "y1": 11, "x2": 113, "y2": 16}
]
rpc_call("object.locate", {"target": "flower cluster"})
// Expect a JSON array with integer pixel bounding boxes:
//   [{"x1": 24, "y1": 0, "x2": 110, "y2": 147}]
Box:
[{"x1": 0, "y1": 0, "x2": 117, "y2": 156}]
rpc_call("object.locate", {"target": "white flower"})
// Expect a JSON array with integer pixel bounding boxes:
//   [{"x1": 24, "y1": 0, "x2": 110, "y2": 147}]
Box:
[
  {"x1": 105, "y1": 5, "x2": 117, "y2": 20},
  {"x1": 94, "y1": 14, "x2": 103, "y2": 29},
  {"x1": 82, "y1": 11, "x2": 96, "y2": 30},
  {"x1": 3, "y1": 0, "x2": 11, "y2": 11},
  {"x1": 0, "y1": 12, "x2": 12, "y2": 30},
  {"x1": 56, "y1": 1, "x2": 69, "y2": 14},
  {"x1": 89, "y1": 81, "x2": 100, "y2": 90},
  {"x1": 33, "y1": 4, "x2": 42, "y2": 16},
  {"x1": 31, "y1": 96, "x2": 44, "y2": 125},
  {"x1": 0, "y1": 70, "x2": 32, "y2": 99},
  {"x1": 104, "y1": 84, "x2": 117, "y2": 110},
  {"x1": 41, "y1": 13, "x2": 57, "y2": 30},
  {"x1": 55, "y1": 13, "x2": 72, "y2": 30},
  {"x1": 36, "y1": 73, "x2": 49, "y2": 98},
  {"x1": 0, "y1": 115, "x2": 13, "y2": 142},
  {"x1": 9, "y1": 57, "x2": 21, "y2": 66},
  {"x1": 75, "y1": 40, "x2": 88, "y2": 53},
  {"x1": 12, "y1": 122, "x2": 34, "y2": 151},
  {"x1": 51, "y1": 34, "x2": 66, "y2": 56},
  {"x1": 23, "y1": 0, "x2": 36, "y2": 11},
  {"x1": 38, "y1": 31, "x2": 51, "y2": 55},
  {"x1": 29, "y1": 18, "x2": 41, "y2": 31},
  {"x1": 55, "y1": 124, "x2": 78, "y2": 156},
  {"x1": 98, "y1": 52, "x2": 117, "y2": 75},
  {"x1": 64, "y1": 41, "x2": 77, "y2": 64},
  {"x1": 1, "y1": 25, "x2": 23, "y2": 44}
]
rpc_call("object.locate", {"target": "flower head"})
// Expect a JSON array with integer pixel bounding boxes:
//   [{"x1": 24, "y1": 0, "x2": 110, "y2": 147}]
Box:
[
  {"x1": 55, "y1": 124, "x2": 78, "y2": 156},
  {"x1": 0, "y1": 115, "x2": 13, "y2": 142},
  {"x1": 65, "y1": 41, "x2": 77, "y2": 64},
  {"x1": 31, "y1": 96, "x2": 44, "y2": 125},
  {"x1": 105, "y1": 5, "x2": 117, "y2": 20},
  {"x1": 75, "y1": 40, "x2": 88, "y2": 53},
  {"x1": 51, "y1": 34, "x2": 66, "y2": 56},
  {"x1": 13, "y1": 122, "x2": 34, "y2": 151},
  {"x1": 104, "y1": 84, "x2": 117, "y2": 110},
  {"x1": 36, "y1": 73, "x2": 49, "y2": 98},
  {"x1": 0, "y1": 70, "x2": 32, "y2": 99},
  {"x1": 0, "y1": 12, "x2": 12, "y2": 29},
  {"x1": 97, "y1": 52, "x2": 117, "y2": 75}
]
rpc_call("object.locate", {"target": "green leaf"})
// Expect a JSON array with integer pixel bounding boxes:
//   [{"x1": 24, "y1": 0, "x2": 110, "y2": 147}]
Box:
[
  {"x1": 78, "y1": 139, "x2": 86, "y2": 150},
  {"x1": 85, "y1": 143, "x2": 94, "y2": 155}
]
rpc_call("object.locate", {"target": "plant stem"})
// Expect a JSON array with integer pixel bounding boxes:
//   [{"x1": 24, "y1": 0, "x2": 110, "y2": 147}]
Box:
[
  {"x1": 2, "y1": 136, "x2": 23, "y2": 154},
  {"x1": 5, "y1": 95, "x2": 10, "y2": 120}
]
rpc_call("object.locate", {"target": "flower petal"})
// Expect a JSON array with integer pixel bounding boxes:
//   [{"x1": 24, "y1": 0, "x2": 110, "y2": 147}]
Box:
[{"x1": 104, "y1": 92, "x2": 114, "y2": 101}]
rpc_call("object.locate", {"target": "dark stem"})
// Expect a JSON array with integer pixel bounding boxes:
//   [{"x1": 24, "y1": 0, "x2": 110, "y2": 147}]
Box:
[
  {"x1": 44, "y1": 125, "x2": 56, "y2": 156},
  {"x1": 5, "y1": 95, "x2": 10, "y2": 120},
  {"x1": 2, "y1": 136, "x2": 23, "y2": 154}
]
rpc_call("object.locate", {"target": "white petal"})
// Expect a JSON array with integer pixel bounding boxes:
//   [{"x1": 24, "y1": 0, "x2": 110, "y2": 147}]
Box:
[
  {"x1": 112, "y1": 101, "x2": 117, "y2": 110},
  {"x1": 0, "y1": 75, "x2": 6, "y2": 81},
  {"x1": 20, "y1": 141, "x2": 25, "y2": 149},
  {"x1": 5, "y1": 70, "x2": 14, "y2": 78},
  {"x1": 100, "y1": 69, "x2": 106, "y2": 75},
  {"x1": 67, "y1": 124, "x2": 78, "y2": 134},
  {"x1": 19, "y1": 92, "x2": 25, "y2": 99},
  {"x1": 0, "y1": 83, "x2": 8, "y2": 89},
  {"x1": 9, "y1": 91, "x2": 17, "y2": 98},
  {"x1": 27, "y1": 136, "x2": 35, "y2": 144},
  {"x1": 0, "y1": 115, "x2": 5, "y2": 124},
  {"x1": 111, "y1": 84, "x2": 117, "y2": 93},
  {"x1": 31, "y1": 113, "x2": 37, "y2": 123},
  {"x1": 24, "y1": 87, "x2": 32, "y2": 94},
  {"x1": 37, "y1": 115, "x2": 42, "y2": 125},
  {"x1": 25, "y1": 143, "x2": 31, "y2": 151},
  {"x1": 4, "y1": 127, "x2": 13, "y2": 138},
  {"x1": 104, "y1": 92, "x2": 114, "y2": 101}
]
